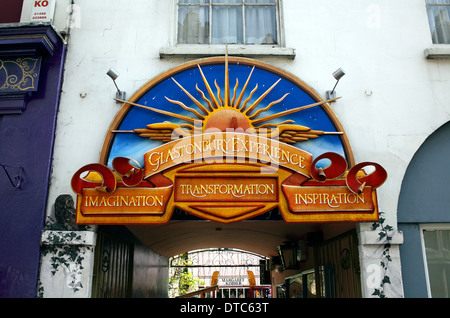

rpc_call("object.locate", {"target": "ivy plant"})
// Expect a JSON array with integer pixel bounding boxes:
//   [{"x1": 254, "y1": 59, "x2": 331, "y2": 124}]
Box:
[
  {"x1": 370, "y1": 212, "x2": 394, "y2": 298},
  {"x1": 40, "y1": 218, "x2": 92, "y2": 293}
]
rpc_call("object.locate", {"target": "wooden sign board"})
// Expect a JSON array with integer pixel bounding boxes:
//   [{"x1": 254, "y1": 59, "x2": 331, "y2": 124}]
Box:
[
  {"x1": 72, "y1": 133, "x2": 386, "y2": 224},
  {"x1": 71, "y1": 57, "x2": 387, "y2": 224}
]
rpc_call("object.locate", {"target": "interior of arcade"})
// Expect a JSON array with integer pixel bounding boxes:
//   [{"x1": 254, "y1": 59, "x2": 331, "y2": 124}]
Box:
[
  {"x1": 91, "y1": 216, "x2": 360, "y2": 298},
  {"x1": 132, "y1": 218, "x2": 359, "y2": 298}
]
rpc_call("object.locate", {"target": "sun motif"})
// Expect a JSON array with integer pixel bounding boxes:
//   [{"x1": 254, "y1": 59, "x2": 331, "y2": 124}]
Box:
[{"x1": 114, "y1": 51, "x2": 342, "y2": 145}]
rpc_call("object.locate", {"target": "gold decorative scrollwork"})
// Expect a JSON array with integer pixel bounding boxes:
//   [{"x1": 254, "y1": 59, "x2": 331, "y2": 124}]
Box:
[{"x1": 0, "y1": 57, "x2": 41, "y2": 92}]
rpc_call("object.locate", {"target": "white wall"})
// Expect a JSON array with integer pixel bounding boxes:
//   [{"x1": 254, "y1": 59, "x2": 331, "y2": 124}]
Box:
[
  {"x1": 283, "y1": 0, "x2": 450, "y2": 227},
  {"x1": 42, "y1": 0, "x2": 450, "y2": 297},
  {"x1": 46, "y1": 0, "x2": 178, "y2": 215}
]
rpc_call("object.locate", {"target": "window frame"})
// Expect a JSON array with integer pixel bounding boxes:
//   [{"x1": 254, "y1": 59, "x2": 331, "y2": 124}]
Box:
[
  {"x1": 424, "y1": 1, "x2": 450, "y2": 58},
  {"x1": 160, "y1": 0, "x2": 294, "y2": 59},
  {"x1": 176, "y1": 0, "x2": 281, "y2": 46},
  {"x1": 425, "y1": 0, "x2": 450, "y2": 44},
  {"x1": 420, "y1": 223, "x2": 450, "y2": 298}
]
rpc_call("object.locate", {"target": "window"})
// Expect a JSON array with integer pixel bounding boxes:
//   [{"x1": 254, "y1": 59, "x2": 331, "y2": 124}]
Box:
[
  {"x1": 423, "y1": 227, "x2": 450, "y2": 297},
  {"x1": 426, "y1": 0, "x2": 450, "y2": 44},
  {"x1": 177, "y1": 0, "x2": 279, "y2": 45}
]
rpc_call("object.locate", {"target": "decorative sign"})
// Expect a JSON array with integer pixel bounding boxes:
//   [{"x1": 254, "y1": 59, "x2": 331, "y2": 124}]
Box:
[
  {"x1": 29, "y1": 0, "x2": 55, "y2": 22},
  {"x1": 221, "y1": 278, "x2": 245, "y2": 286},
  {"x1": 72, "y1": 55, "x2": 387, "y2": 224}
]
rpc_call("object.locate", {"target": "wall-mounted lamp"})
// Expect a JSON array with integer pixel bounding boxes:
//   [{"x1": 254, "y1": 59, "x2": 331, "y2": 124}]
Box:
[
  {"x1": 277, "y1": 241, "x2": 306, "y2": 270},
  {"x1": 107, "y1": 68, "x2": 126, "y2": 101},
  {"x1": 326, "y1": 68, "x2": 345, "y2": 100}
]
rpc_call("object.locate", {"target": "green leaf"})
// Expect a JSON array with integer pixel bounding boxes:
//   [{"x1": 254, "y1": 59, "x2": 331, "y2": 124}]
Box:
[{"x1": 372, "y1": 289, "x2": 381, "y2": 296}]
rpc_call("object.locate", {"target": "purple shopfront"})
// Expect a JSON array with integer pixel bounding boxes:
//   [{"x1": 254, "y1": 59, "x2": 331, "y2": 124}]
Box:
[{"x1": 0, "y1": 23, "x2": 66, "y2": 297}]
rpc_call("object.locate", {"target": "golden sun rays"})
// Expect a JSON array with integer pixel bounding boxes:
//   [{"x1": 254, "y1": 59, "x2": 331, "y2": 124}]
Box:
[{"x1": 113, "y1": 52, "x2": 342, "y2": 145}]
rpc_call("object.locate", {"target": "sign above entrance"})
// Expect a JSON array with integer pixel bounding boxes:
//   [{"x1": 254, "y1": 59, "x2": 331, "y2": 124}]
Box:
[
  {"x1": 71, "y1": 56, "x2": 387, "y2": 224},
  {"x1": 29, "y1": 0, "x2": 56, "y2": 23}
]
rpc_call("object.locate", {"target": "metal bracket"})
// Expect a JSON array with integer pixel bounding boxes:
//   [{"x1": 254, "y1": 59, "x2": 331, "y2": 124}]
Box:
[{"x1": 1, "y1": 164, "x2": 23, "y2": 189}]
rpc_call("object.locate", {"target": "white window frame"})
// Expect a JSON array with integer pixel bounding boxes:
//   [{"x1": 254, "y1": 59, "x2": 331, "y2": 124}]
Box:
[
  {"x1": 419, "y1": 223, "x2": 450, "y2": 298},
  {"x1": 424, "y1": 1, "x2": 450, "y2": 58},
  {"x1": 177, "y1": 0, "x2": 280, "y2": 46},
  {"x1": 160, "y1": 0, "x2": 295, "y2": 59},
  {"x1": 425, "y1": 1, "x2": 450, "y2": 44}
]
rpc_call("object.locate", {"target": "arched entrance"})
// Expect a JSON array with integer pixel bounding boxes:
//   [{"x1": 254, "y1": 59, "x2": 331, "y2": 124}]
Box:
[
  {"x1": 169, "y1": 248, "x2": 270, "y2": 298},
  {"x1": 71, "y1": 55, "x2": 386, "y2": 297},
  {"x1": 398, "y1": 121, "x2": 450, "y2": 297}
]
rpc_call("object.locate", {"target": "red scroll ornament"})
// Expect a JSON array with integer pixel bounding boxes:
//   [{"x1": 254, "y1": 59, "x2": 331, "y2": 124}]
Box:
[
  {"x1": 310, "y1": 152, "x2": 347, "y2": 182},
  {"x1": 310, "y1": 152, "x2": 387, "y2": 193},
  {"x1": 71, "y1": 157, "x2": 145, "y2": 194},
  {"x1": 111, "y1": 157, "x2": 144, "y2": 187},
  {"x1": 346, "y1": 162, "x2": 388, "y2": 194},
  {"x1": 71, "y1": 163, "x2": 117, "y2": 195}
]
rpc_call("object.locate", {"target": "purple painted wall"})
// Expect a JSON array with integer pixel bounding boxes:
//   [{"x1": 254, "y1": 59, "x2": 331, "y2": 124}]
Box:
[{"x1": 0, "y1": 25, "x2": 66, "y2": 298}]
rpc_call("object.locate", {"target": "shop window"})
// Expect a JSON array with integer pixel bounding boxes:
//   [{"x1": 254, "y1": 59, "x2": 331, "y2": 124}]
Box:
[
  {"x1": 177, "y1": 0, "x2": 279, "y2": 45},
  {"x1": 423, "y1": 227, "x2": 450, "y2": 297},
  {"x1": 426, "y1": 0, "x2": 450, "y2": 44}
]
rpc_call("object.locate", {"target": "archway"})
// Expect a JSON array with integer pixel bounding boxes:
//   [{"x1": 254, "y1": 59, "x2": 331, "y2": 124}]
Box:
[
  {"x1": 72, "y1": 55, "x2": 385, "y2": 297},
  {"x1": 97, "y1": 54, "x2": 356, "y2": 266},
  {"x1": 169, "y1": 248, "x2": 270, "y2": 298},
  {"x1": 398, "y1": 120, "x2": 450, "y2": 297}
]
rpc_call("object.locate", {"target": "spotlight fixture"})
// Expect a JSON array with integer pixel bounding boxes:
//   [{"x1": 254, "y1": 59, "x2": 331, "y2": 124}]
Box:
[
  {"x1": 326, "y1": 68, "x2": 345, "y2": 100},
  {"x1": 277, "y1": 241, "x2": 306, "y2": 270},
  {"x1": 107, "y1": 68, "x2": 126, "y2": 101}
]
